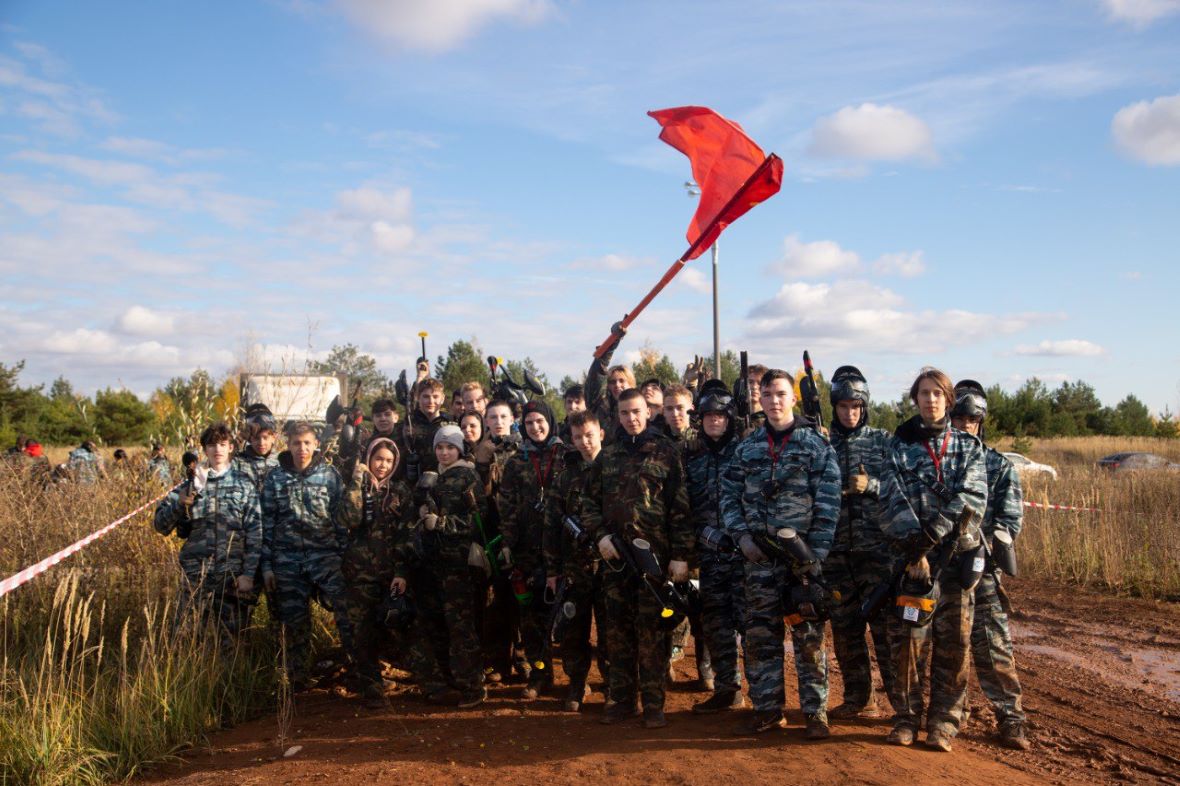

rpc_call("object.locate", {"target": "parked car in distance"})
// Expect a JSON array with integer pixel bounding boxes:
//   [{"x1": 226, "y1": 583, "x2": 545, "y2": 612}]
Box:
[
  {"x1": 1096, "y1": 452, "x2": 1180, "y2": 472},
  {"x1": 1003, "y1": 452, "x2": 1058, "y2": 480}
]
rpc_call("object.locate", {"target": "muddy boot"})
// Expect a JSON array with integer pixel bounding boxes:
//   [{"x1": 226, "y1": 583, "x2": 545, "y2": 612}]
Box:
[
  {"x1": 735, "y1": 709, "x2": 786, "y2": 735},
  {"x1": 804, "y1": 711, "x2": 831, "y2": 740},
  {"x1": 925, "y1": 726, "x2": 953, "y2": 752},
  {"x1": 564, "y1": 683, "x2": 590, "y2": 712},
  {"x1": 1000, "y1": 719, "x2": 1031, "y2": 751},
  {"x1": 458, "y1": 686, "x2": 487, "y2": 709},
  {"x1": 695, "y1": 647, "x2": 715, "y2": 692},
  {"x1": 829, "y1": 697, "x2": 881, "y2": 720},
  {"x1": 642, "y1": 707, "x2": 668, "y2": 729},
  {"x1": 692, "y1": 689, "x2": 745, "y2": 714},
  {"x1": 600, "y1": 700, "x2": 640, "y2": 725},
  {"x1": 887, "y1": 723, "x2": 915, "y2": 746}
]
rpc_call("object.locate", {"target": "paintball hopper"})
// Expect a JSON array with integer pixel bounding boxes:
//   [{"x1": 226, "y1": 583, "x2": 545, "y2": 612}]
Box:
[
  {"x1": 895, "y1": 575, "x2": 940, "y2": 627},
  {"x1": 381, "y1": 589, "x2": 416, "y2": 631},
  {"x1": 992, "y1": 529, "x2": 1018, "y2": 576},
  {"x1": 325, "y1": 395, "x2": 345, "y2": 425}
]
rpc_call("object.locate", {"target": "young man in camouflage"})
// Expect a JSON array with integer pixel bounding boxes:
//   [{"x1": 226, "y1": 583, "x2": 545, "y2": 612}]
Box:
[
  {"x1": 154, "y1": 421, "x2": 261, "y2": 644},
  {"x1": 661, "y1": 383, "x2": 696, "y2": 443},
  {"x1": 881, "y1": 368, "x2": 987, "y2": 751},
  {"x1": 498, "y1": 400, "x2": 565, "y2": 699},
  {"x1": 825, "y1": 366, "x2": 898, "y2": 719},
  {"x1": 686, "y1": 385, "x2": 746, "y2": 715},
  {"x1": 719, "y1": 369, "x2": 841, "y2": 739},
  {"x1": 582, "y1": 388, "x2": 692, "y2": 729},
  {"x1": 233, "y1": 405, "x2": 280, "y2": 491},
  {"x1": 543, "y1": 409, "x2": 609, "y2": 712},
  {"x1": 582, "y1": 322, "x2": 629, "y2": 445},
  {"x1": 260, "y1": 421, "x2": 354, "y2": 689},
  {"x1": 951, "y1": 380, "x2": 1029, "y2": 750},
  {"x1": 395, "y1": 377, "x2": 451, "y2": 480}
]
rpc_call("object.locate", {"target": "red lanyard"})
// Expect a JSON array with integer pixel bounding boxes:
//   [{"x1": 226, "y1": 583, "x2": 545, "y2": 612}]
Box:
[
  {"x1": 531, "y1": 447, "x2": 556, "y2": 493},
  {"x1": 765, "y1": 429, "x2": 790, "y2": 473},
  {"x1": 925, "y1": 430, "x2": 951, "y2": 483}
]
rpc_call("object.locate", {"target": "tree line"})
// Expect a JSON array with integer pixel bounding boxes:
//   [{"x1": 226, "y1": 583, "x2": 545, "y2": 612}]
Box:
[{"x1": 2, "y1": 343, "x2": 1175, "y2": 448}]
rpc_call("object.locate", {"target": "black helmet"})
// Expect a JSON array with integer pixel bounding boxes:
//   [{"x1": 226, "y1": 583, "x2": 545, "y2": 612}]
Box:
[
  {"x1": 697, "y1": 388, "x2": 734, "y2": 417},
  {"x1": 952, "y1": 380, "x2": 988, "y2": 420},
  {"x1": 244, "y1": 403, "x2": 277, "y2": 433},
  {"x1": 829, "y1": 365, "x2": 870, "y2": 408}
]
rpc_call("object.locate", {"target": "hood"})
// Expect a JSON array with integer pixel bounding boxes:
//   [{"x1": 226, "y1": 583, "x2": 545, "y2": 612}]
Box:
[
  {"x1": 365, "y1": 437, "x2": 400, "y2": 490},
  {"x1": 520, "y1": 400, "x2": 556, "y2": 446},
  {"x1": 895, "y1": 414, "x2": 949, "y2": 445}
]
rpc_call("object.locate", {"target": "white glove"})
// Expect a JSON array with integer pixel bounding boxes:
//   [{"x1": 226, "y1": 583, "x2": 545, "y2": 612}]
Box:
[
  {"x1": 597, "y1": 535, "x2": 620, "y2": 562},
  {"x1": 499, "y1": 545, "x2": 513, "y2": 568},
  {"x1": 668, "y1": 560, "x2": 689, "y2": 583}
]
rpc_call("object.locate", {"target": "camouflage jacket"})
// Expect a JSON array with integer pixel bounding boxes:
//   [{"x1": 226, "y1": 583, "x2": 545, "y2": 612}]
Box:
[
  {"x1": 409, "y1": 460, "x2": 489, "y2": 573},
  {"x1": 147, "y1": 455, "x2": 173, "y2": 486},
  {"x1": 583, "y1": 339, "x2": 621, "y2": 445},
  {"x1": 542, "y1": 448, "x2": 598, "y2": 577},
  {"x1": 154, "y1": 466, "x2": 262, "y2": 582},
  {"x1": 340, "y1": 473, "x2": 416, "y2": 577},
  {"x1": 685, "y1": 432, "x2": 741, "y2": 562},
  {"x1": 232, "y1": 446, "x2": 279, "y2": 491},
  {"x1": 497, "y1": 437, "x2": 564, "y2": 570},
  {"x1": 68, "y1": 448, "x2": 102, "y2": 484},
  {"x1": 260, "y1": 452, "x2": 345, "y2": 575},
  {"x1": 983, "y1": 446, "x2": 1023, "y2": 539},
  {"x1": 719, "y1": 418, "x2": 841, "y2": 561},
  {"x1": 828, "y1": 423, "x2": 895, "y2": 554},
  {"x1": 581, "y1": 427, "x2": 694, "y2": 565},
  {"x1": 882, "y1": 416, "x2": 987, "y2": 555},
  {"x1": 395, "y1": 408, "x2": 453, "y2": 477}
]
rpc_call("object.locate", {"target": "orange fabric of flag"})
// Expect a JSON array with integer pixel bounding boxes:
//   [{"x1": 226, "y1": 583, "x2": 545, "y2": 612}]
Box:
[{"x1": 648, "y1": 106, "x2": 784, "y2": 260}]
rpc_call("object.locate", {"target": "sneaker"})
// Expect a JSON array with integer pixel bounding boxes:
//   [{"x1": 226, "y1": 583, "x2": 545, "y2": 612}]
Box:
[
  {"x1": 829, "y1": 700, "x2": 881, "y2": 720},
  {"x1": 804, "y1": 711, "x2": 831, "y2": 740},
  {"x1": 886, "y1": 724, "x2": 915, "y2": 746},
  {"x1": 1000, "y1": 720, "x2": 1031, "y2": 751},
  {"x1": 600, "y1": 701, "x2": 640, "y2": 725},
  {"x1": 642, "y1": 707, "x2": 668, "y2": 729},
  {"x1": 926, "y1": 727, "x2": 953, "y2": 752},
  {"x1": 457, "y1": 687, "x2": 487, "y2": 709},
  {"x1": 692, "y1": 690, "x2": 745, "y2": 714},
  {"x1": 735, "y1": 709, "x2": 786, "y2": 735}
]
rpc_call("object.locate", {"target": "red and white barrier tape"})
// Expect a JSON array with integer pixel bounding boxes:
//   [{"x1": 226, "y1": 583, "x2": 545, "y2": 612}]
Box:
[
  {"x1": 1023, "y1": 500, "x2": 1101, "y2": 513},
  {"x1": 0, "y1": 484, "x2": 178, "y2": 598}
]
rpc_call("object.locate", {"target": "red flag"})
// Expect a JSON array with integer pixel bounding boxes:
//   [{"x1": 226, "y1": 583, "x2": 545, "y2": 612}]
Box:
[{"x1": 648, "y1": 106, "x2": 784, "y2": 259}]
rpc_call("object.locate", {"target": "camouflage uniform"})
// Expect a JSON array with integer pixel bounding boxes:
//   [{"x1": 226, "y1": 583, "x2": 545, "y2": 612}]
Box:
[
  {"x1": 827, "y1": 422, "x2": 898, "y2": 710},
  {"x1": 472, "y1": 433, "x2": 522, "y2": 678},
  {"x1": 154, "y1": 467, "x2": 262, "y2": 640},
  {"x1": 582, "y1": 337, "x2": 622, "y2": 446},
  {"x1": 147, "y1": 455, "x2": 173, "y2": 486},
  {"x1": 543, "y1": 448, "x2": 608, "y2": 699},
  {"x1": 582, "y1": 428, "x2": 693, "y2": 713},
  {"x1": 498, "y1": 436, "x2": 564, "y2": 677},
  {"x1": 407, "y1": 460, "x2": 488, "y2": 694},
  {"x1": 685, "y1": 432, "x2": 743, "y2": 694},
  {"x1": 260, "y1": 452, "x2": 354, "y2": 683},
  {"x1": 68, "y1": 447, "x2": 102, "y2": 484},
  {"x1": 395, "y1": 409, "x2": 452, "y2": 478},
  {"x1": 881, "y1": 417, "x2": 987, "y2": 738},
  {"x1": 719, "y1": 420, "x2": 841, "y2": 717},
  {"x1": 232, "y1": 445, "x2": 279, "y2": 491},
  {"x1": 971, "y1": 447, "x2": 1026, "y2": 730}
]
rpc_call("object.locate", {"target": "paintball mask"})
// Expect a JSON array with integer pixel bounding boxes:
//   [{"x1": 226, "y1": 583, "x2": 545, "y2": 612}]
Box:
[{"x1": 829, "y1": 365, "x2": 870, "y2": 408}]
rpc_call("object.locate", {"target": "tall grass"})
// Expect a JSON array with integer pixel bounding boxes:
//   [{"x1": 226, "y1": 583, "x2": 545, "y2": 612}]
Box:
[
  {"x1": 1003, "y1": 436, "x2": 1180, "y2": 600},
  {"x1": 0, "y1": 471, "x2": 282, "y2": 785}
]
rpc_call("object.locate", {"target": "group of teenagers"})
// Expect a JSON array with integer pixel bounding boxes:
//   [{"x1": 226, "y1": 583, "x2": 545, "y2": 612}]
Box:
[{"x1": 152, "y1": 327, "x2": 1029, "y2": 754}]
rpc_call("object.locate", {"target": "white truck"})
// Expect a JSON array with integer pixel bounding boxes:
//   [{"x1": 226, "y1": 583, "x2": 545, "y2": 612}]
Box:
[{"x1": 238, "y1": 373, "x2": 350, "y2": 426}]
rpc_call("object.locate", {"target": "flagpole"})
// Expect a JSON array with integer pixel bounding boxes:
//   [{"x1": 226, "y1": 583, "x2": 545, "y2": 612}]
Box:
[{"x1": 712, "y1": 240, "x2": 720, "y2": 379}]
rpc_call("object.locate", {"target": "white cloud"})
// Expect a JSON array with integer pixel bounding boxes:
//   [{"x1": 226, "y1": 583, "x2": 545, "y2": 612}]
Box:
[
  {"x1": 13, "y1": 150, "x2": 153, "y2": 185},
  {"x1": 0, "y1": 50, "x2": 116, "y2": 136},
  {"x1": 569, "y1": 253, "x2": 646, "y2": 272},
  {"x1": 336, "y1": 0, "x2": 552, "y2": 52},
  {"x1": 872, "y1": 250, "x2": 926, "y2": 277},
  {"x1": 115, "y1": 306, "x2": 175, "y2": 337},
  {"x1": 746, "y1": 279, "x2": 1055, "y2": 355},
  {"x1": 1102, "y1": 0, "x2": 1180, "y2": 26},
  {"x1": 291, "y1": 185, "x2": 416, "y2": 255},
  {"x1": 772, "y1": 234, "x2": 861, "y2": 278},
  {"x1": 1112, "y1": 94, "x2": 1180, "y2": 166},
  {"x1": 1014, "y1": 339, "x2": 1105, "y2": 357},
  {"x1": 678, "y1": 267, "x2": 711, "y2": 294},
  {"x1": 808, "y1": 103, "x2": 935, "y2": 162},
  {"x1": 99, "y1": 136, "x2": 231, "y2": 164},
  {"x1": 35, "y1": 328, "x2": 119, "y2": 355}
]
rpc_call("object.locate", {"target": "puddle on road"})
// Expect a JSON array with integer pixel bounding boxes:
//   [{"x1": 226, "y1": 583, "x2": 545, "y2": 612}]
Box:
[
  {"x1": 1018, "y1": 642, "x2": 1180, "y2": 704},
  {"x1": 1133, "y1": 649, "x2": 1180, "y2": 702}
]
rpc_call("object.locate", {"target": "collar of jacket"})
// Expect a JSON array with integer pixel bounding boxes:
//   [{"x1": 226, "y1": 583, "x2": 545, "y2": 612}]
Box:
[
  {"x1": 895, "y1": 414, "x2": 949, "y2": 445},
  {"x1": 522, "y1": 435, "x2": 561, "y2": 456},
  {"x1": 439, "y1": 459, "x2": 475, "y2": 476},
  {"x1": 701, "y1": 428, "x2": 735, "y2": 453},
  {"x1": 619, "y1": 425, "x2": 660, "y2": 454},
  {"x1": 278, "y1": 450, "x2": 325, "y2": 476}
]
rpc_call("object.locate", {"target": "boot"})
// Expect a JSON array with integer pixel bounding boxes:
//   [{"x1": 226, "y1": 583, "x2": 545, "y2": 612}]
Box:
[
  {"x1": 886, "y1": 723, "x2": 915, "y2": 746},
  {"x1": 457, "y1": 686, "x2": 487, "y2": 709},
  {"x1": 600, "y1": 700, "x2": 640, "y2": 725},
  {"x1": 735, "y1": 709, "x2": 786, "y2": 735},
  {"x1": 804, "y1": 711, "x2": 831, "y2": 740},
  {"x1": 926, "y1": 726, "x2": 953, "y2": 752},
  {"x1": 1000, "y1": 719, "x2": 1031, "y2": 751},
  {"x1": 692, "y1": 689, "x2": 745, "y2": 714},
  {"x1": 829, "y1": 696, "x2": 881, "y2": 719},
  {"x1": 695, "y1": 646, "x2": 715, "y2": 692},
  {"x1": 642, "y1": 707, "x2": 668, "y2": 729}
]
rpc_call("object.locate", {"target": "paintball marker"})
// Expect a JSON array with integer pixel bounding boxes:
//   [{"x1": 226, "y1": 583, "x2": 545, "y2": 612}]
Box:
[
  {"x1": 799, "y1": 350, "x2": 824, "y2": 428},
  {"x1": 562, "y1": 515, "x2": 597, "y2": 554},
  {"x1": 535, "y1": 577, "x2": 577, "y2": 671},
  {"x1": 603, "y1": 534, "x2": 691, "y2": 624},
  {"x1": 734, "y1": 350, "x2": 752, "y2": 430},
  {"x1": 418, "y1": 331, "x2": 429, "y2": 364},
  {"x1": 698, "y1": 524, "x2": 738, "y2": 555},
  {"x1": 177, "y1": 451, "x2": 203, "y2": 538},
  {"x1": 746, "y1": 527, "x2": 837, "y2": 624}
]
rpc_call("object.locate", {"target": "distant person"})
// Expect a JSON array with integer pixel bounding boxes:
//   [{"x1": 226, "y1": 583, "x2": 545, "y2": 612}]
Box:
[
  {"x1": 67, "y1": 440, "x2": 105, "y2": 484},
  {"x1": 147, "y1": 443, "x2": 173, "y2": 486}
]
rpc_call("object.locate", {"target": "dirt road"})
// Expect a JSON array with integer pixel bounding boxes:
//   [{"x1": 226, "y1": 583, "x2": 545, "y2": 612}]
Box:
[{"x1": 142, "y1": 578, "x2": 1180, "y2": 786}]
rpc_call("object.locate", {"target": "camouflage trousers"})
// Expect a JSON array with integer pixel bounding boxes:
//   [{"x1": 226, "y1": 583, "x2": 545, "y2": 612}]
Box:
[
  {"x1": 742, "y1": 560, "x2": 828, "y2": 714},
  {"x1": 558, "y1": 562, "x2": 608, "y2": 697},
  {"x1": 601, "y1": 568, "x2": 671, "y2": 711},
  {"x1": 516, "y1": 563, "x2": 553, "y2": 677},
  {"x1": 886, "y1": 564, "x2": 974, "y2": 735},
  {"x1": 176, "y1": 570, "x2": 255, "y2": 649},
  {"x1": 271, "y1": 551, "x2": 354, "y2": 683},
  {"x1": 826, "y1": 550, "x2": 895, "y2": 709},
  {"x1": 418, "y1": 558, "x2": 483, "y2": 693},
  {"x1": 342, "y1": 535, "x2": 398, "y2": 690},
  {"x1": 971, "y1": 573, "x2": 1025, "y2": 726},
  {"x1": 699, "y1": 554, "x2": 744, "y2": 692},
  {"x1": 480, "y1": 572, "x2": 522, "y2": 678}
]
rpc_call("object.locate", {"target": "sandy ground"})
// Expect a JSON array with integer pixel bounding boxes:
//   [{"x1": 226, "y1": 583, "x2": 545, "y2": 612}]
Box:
[{"x1": 141, "y1": 577, "x2": 1180, "y2": 786}]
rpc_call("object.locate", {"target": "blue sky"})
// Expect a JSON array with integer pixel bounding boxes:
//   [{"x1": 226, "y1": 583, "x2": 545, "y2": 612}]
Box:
[{"x1": 1, "y1": 0, "x2": 1177, "y2": 412}]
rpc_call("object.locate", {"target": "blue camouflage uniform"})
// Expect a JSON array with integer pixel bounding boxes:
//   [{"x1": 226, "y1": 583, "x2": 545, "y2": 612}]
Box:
[
  {"x1": 826, "y1": 421, "x2": 898, "y2": 711},
  {"x1": 232, "y1": 445, "x2": 280, "y2": 491},
  {"x1": 881, "y1": 416, "x2": 987, "y2": 738},
  {"x1": 153, "y1": 466, "x2": 262, "y2": 639},
  {"x1": 685, "y1": 431, "x2": 743, "y2": 695},
  {"x1": 719, "y1": 418, "x2": 841, "y2": 718},
  {"x1": 68, "y1": 446, "x2": 102, "y2": 484},
  {"x1": 971, "y1": 446, "x2": 1026, "y2": 731},
  {"x1": 261, "y1": 451, "x2": 354, "y2": 684}
]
